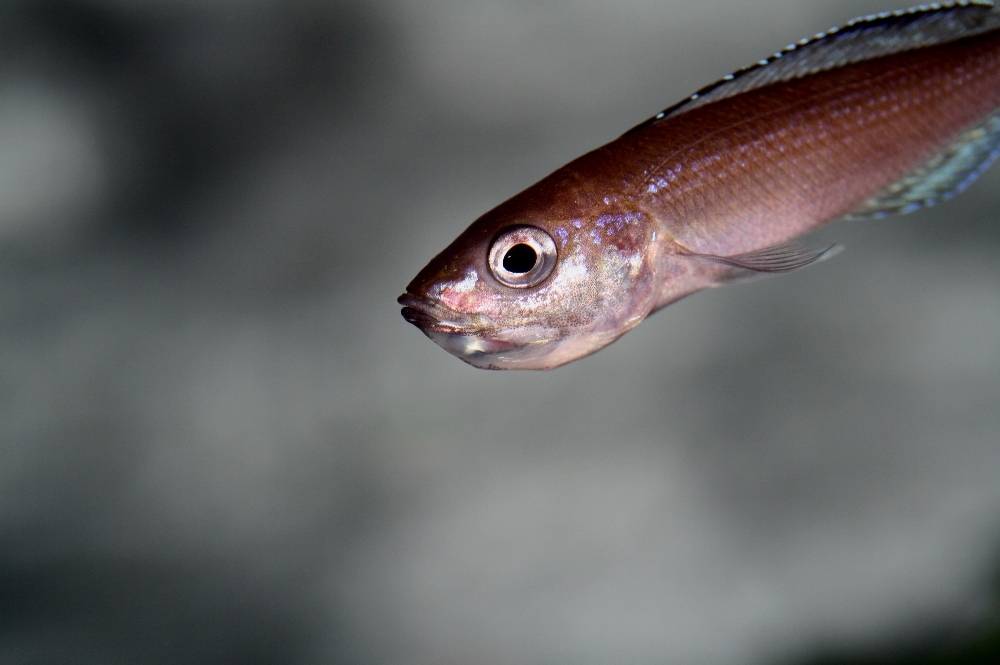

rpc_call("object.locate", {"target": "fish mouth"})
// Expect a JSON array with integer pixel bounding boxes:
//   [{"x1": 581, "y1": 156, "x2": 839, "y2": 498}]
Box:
[
  {"x1": 398, "y1": 294, "x2": 607, "y2": 369},
  {"x1": 398, "y1": 291, "x2": 530, "y2": 366},
  {"x1": 397, "y1": 292, "x2": 584, "y2": 369},
  {"x1": 397, "y1": 292, "x2": 468, "y2": 334}
]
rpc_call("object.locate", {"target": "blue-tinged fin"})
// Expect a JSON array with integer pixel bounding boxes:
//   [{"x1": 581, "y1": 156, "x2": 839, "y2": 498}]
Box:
[
  {"x1": 628, "y1": 1, "x2": 1000, "y2": 134},
  {"x1": 845, "y1": 107, "x2": 1000, "y2": 219},
  {"x1": 690, "y1": 241, "x2": 843, "y2": 283}
]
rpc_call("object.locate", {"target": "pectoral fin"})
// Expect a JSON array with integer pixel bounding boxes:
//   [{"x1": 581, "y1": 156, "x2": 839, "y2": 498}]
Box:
[{"x1": 690, "y1": 241, "x2": 843, "y2": 283}]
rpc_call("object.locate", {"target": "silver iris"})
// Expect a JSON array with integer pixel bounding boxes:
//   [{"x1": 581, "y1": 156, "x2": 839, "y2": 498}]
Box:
[{"x1": 487, "y1": 226, "x2": 557, "y2": 288}]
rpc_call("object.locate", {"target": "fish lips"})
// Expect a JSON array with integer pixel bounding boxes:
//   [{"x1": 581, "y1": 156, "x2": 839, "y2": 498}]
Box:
[
  {"x1": 399, "y1": 303, "x2": 449, "y2": 331},
  {"x1": 397, "y1": 292, "x2": 468, "y2": 334},
  {"x1": 397, "y1": 292, "x2": 528, "y2": 367}
]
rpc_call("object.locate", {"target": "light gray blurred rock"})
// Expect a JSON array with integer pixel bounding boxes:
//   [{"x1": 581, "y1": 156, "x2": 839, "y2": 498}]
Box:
[{"x1": 1, "y1": 1, "x2": 998, "y2": 663}]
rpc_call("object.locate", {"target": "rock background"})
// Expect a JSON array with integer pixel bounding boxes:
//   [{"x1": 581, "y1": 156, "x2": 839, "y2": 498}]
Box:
[{"x1": 1, "y1": 1, "x2": 998, "y2": 663}]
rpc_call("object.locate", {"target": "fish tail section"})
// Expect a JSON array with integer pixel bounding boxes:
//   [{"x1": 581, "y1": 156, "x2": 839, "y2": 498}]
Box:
[{"x1": 846, "y1": 107, "x2": 1000, "y2": 219}]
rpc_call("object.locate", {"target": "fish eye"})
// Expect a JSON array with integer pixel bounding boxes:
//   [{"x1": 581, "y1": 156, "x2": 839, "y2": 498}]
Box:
[
  {"x1": 488, "y1": 225, "x2": 557, "y2": 288},
  {"x1": 503, "y1": 244, "x2": 536, "y2": 273}
]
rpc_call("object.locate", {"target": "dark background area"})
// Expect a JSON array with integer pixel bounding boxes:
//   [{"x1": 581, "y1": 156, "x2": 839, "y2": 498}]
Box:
[{"x1": 1, "y1": 0, "x2": 999, "y2": 663}]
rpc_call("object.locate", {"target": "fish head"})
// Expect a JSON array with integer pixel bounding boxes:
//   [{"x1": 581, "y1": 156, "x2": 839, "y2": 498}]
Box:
[{"x1": 399, "y1": 204, "x2": 662, "y2": 369}]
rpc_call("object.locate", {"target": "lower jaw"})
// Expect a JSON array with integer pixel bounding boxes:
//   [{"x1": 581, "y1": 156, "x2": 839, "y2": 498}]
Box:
[
  {"x1": 423, "y1": 330, "x2": 553, "y2": 370},
  {"x1": 426, "y1": 330, "x2": 519, "y2": 366},
  {"x1": 425, "y1": 324, "x2": 625, "y2": 370}
]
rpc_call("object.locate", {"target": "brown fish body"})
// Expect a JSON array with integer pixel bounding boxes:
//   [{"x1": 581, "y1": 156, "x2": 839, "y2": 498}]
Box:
[
  {"x1": 401, "y1": 3, "x2": 1000, "y2": 369},
  {"x1": 608, "y1": 29, "x2": 1000, "y2": 254}
]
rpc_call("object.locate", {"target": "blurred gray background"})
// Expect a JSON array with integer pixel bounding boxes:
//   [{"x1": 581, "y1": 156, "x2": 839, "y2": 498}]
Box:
[{"x1": 2, "y1": 0, "x2": 999, "y2": 663}]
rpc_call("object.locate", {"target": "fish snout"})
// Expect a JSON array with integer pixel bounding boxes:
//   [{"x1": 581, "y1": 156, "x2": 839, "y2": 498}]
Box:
[
  {"x1": 397, "y1": 293, "x2": 465, "y2": 334},
  {"x1": 398, "y1": 291, "x2": 541, "y2": 368}
]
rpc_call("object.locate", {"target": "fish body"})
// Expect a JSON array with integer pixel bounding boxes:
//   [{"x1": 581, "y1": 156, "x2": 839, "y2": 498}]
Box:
[{"x1": 400, "y1": 2, "x2": 1000, "y2": 369}]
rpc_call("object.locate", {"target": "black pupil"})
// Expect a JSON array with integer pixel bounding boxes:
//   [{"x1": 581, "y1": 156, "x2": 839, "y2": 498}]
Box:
[{"x1": 502, "y1": 244, "x2": 537, "y2": 274}]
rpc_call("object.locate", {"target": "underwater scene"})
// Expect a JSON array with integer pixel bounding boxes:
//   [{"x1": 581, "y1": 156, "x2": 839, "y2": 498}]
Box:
[{"x1": 1, "y1": 1, "x2": 998, "y2": 663}]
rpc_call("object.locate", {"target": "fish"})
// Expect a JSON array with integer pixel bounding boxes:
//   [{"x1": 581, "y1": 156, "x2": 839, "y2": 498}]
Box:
[{"x1": 399, "y1": 1, "x2": 1000, "y2": 370}]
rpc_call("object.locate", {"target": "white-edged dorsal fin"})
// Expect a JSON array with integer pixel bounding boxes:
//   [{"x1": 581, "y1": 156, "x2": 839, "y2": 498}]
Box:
[{"x1": 627, "y1": 1, "x2": 1000, "y2": 134}]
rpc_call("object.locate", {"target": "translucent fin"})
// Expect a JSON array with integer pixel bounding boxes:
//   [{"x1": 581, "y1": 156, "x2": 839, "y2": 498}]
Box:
[
  {"x1": 845, "y1": 107, "x2": 1000, "y2": 219},
  {"x1": 627, "y1": 1, "x2": 1000, "y2": 134},
  {"x1": 691, "y1": 241, "x2": 843, "y2": 277}
]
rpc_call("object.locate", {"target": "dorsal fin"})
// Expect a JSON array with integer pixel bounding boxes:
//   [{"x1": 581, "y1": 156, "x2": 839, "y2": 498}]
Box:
[{"x1": 627, "y1": 1, "x2": 1000, "y2": 134}]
